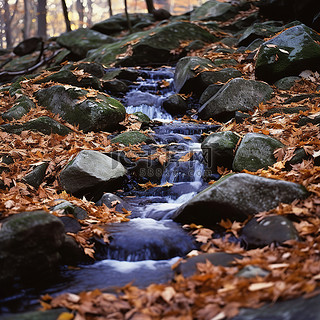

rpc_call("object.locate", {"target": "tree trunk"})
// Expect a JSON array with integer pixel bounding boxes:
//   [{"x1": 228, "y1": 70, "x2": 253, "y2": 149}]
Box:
[
  {"x1": 61, "y1": 0, "x2": 72, "y2": 32},
  {"x1": 23, "y1": 0, "x2": 31, "y2": 39},
  {"x1": 37, "y1": 0, "x2": 47, "y2": 39},
  {"x1": 3, "y1": 0, "x2": 12, "y2": 48},
  {"x1": 124, "y1": 0, "x2": 132, "y2": 33},
  {"x1": 87, "y1": 0, "x2": 93, "y2": 26},
  {"x1": 76, "y1": 0, "x2": 84, "y2": 28},
  {"x1": 145, "y1": 0, "x2": 155, "y2": 13},
  {"x1": 108, "y1": 0, "x2": 113, "y2": 17}
]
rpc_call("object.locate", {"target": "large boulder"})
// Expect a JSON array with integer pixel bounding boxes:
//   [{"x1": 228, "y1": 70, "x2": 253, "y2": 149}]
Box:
[
  {"x1": 86, "y1": 22, "x2": 218, "y2": 67},
  {"x1": 0, "y1": 211, "x2": 65, "y2": 286},
  {"x1": 174, "y1": 56, "x2": 216, "y2": 95},
  {"x1": 232, "y1": 133, "x2": 284, "y2": 172},
  {"x1": 255, "y1": 24, "x2": 320, "y2": 83},
  {"x1": 241, "y1": 216, "x2": 299, "y2": 248},
  {"x1": 172, "y1": 173, "x2": 308, "y2": 228},
  {"x1": 111, "y1": 130, "x2": 155, "y2": 146},
  {"x1": 190, "y1": 0, "x2": 238, "y2": 22},
  {"x1": 59, "y1": 150, "x2": 127, "y2": 200},
  {"x1": 201, "y1": 131, "x2": 240, "y2": 172},
  {"x1": 91, "y1": 13, "x2": 155, "y2": 35},
  {"x1": 198, "y1": 78, "x2": 273, "y2": 121},
  {"x1": 35, "y1": 85, "x2": 126, "y2": 132},
  {"x1": 56, "y1": 28, "x2": 115, "y2": 59}
]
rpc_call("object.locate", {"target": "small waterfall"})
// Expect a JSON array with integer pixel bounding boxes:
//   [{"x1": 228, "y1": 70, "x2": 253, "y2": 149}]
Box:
[{"x1": 124, "y1": 68, "x2": 175, "y2": 121}]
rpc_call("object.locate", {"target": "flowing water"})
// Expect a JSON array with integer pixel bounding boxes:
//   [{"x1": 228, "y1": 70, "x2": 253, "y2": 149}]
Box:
[{"x1": 0, "y1": 68, "x2": 219, "y2": 314}]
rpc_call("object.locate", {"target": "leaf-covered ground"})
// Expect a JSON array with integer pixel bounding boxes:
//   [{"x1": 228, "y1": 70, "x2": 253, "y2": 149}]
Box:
[{"x1": 1, "y1": 4, "x2": 320, "y2": 320}]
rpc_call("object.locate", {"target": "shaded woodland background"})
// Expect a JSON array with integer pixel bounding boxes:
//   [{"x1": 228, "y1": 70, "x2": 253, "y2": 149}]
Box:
[{"x1": 0, "y1": 0, "x2": 205, "y2": 49}]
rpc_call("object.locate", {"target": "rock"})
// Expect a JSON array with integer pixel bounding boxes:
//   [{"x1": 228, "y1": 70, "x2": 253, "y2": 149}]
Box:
[
  {"x1": 96, "y1": 218, "x2": 196, "y2": 261},
  {"x1": 0, "y1": 116, "x2": 72, "y2": 136},
  {"x1": 172, "y1": 173, "x2": 308, "y2": 228},
  {"x1": 201, "y1": 131, "x2": 240, "y2": 172},
  {"x1": 129, "y1": 158, "x2": 164, "y2": 183},
  {"x1": 2, "y1": 52, "x2": 40, "y2": 72},
  {"x1": 257, "y1": 0, "x2": 320, "y2": 31},
  {"x1": 237, "y1": 21, "x2": 284, "y2": 47},
  {"x1": 234, "y1": 291, "x2": 320, "y2": 320},
  {"x1": 190, "y1": 0, "x2": 237, "y2": 22},
  {"x1": 175, "y1": 252, "x2": 242, "y2": 278},
  {"x1": 0, "y1": 211, "x2": 65, "y2": 285},
  {"x1": 56, "y1": 28, "x2": 115, "y2": 59},
  {"x1": 34, "y1": 69, "x2": 102, "y2": 90},
  {"x1": 35, "y1": 85, "x2": 126, "y2": 132},
  {"x1": 213, "y1": 58, "x2": 238, "y2": 66},
  {"x1": 59, "y1": 235, "x2": 86, "y2": 265},
  {"x1": 199, "y1": 84, "x2": 223, "y2": 104},
  {"x1": 111, "y1": 130, "x2": 155, "y2": 146},
  {"x1": 153, "y1": 8, "x2": 171, "y2": 21},
  {"x1": 232, "y1": 133, "x2": 284, "y2": 172},
  {"x1": 174, "y1": 56, "x2": 216, "y2": 94},
  {"x1": 13, "y1": 37, "x2": 43, "y2": 56},
  {"x1": 51, "y1": 199, "x2": 88, "y2": 220},
  {"x1": 241, "y1": 216, "x2": 299, "y2": 249},
  {"x1": 162, "y1": 94, "x2": 188, "y2": 116},
  {"x1": 263, "y1": 105, "x2": 309, "y2": 117},
  {"x1": 198, "y1": 78, "x2": 273, "y2": 121},
  {"x1": 96, "y1": 193, "x2": 131, "y2": 213},
  {"x1": 59, "y1": 216, "x2": 82, "y2": 233},
  {"x1": 22, "y1": 162, "x2": 49, "y2": 189},
  {"x1": 1, "y1": 95, "x2": 35, "y2": 121},
  {"x1": 274, "y1": 76, "x2": 301, "y2": 90},
  {"x1": 91, "y1": 13, "x2": 155, "y2": 35},
  {"x1": 102, "y1": 79, "x2": 128, "y2": 95},
  {"x1": 132, "y1": 112, "x2": 151, "y2": 125},
  {"x1": 87, "y1": 22, "x2": 218, "y2": 67},
  {"x1": 59, "y1": 150, "x2": 127, "y2": 199},
  {"x1": 236, "y1": 265, "x2": 270, "y2": 278},
  {"x1": 63, "y1": 61, "x2": 106, "y2": 78},
  {"x1": 255, "y1": 24, "x2": 320, "y2": 83},
  {"x1": 0, "y1": 308, "x2": 69, "y2": 320}
]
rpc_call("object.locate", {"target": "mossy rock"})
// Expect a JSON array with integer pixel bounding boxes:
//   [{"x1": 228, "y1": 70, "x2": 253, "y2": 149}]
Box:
[
  {"x1": 35, "y1": 85, "x2": 126, "y2": 132},
  {"x1": 1, "y1": 95, "x2": 35, "y2": 121},
  {"x1": 56, "y1": 27, "x2": 116, "y2": 59},
  {"x1": 111, "y1": 130, "x2": 155, "y2": 146},
  {"x1": 133, "y1": 112, "x2": 151, "y2": 125},
  {"x1": 0, "y1": 116, "x2": 72, "y2": 136},
  {"x1": 233, "y1": 133, "x2": 284, "y2": 172}
]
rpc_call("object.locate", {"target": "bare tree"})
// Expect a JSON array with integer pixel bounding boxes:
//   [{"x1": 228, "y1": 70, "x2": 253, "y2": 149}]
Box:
[
  {"x1": 23, "y1": 0, "x2": 31, "y2": 39},
  {"x1": 61, "y1": 0, "x2": 71, "y2": 32},
  {"x1": 87, "y1": 0, "x2": 93, "y2": 26},
  {"x1": 76, "y1": 0, "x2": 84, "y2": 27},
  {"x1": 108, "y1": 0, "x2": 112, "y2": 17},
  {"x1": 3, "y1": 0, "x2": 19, "y2": 48},
  {"x1": 37, "y1": 0, "x2": 47, "y2": 39},
  {"x1": 124, "y1": 0, "x2": 132, "y2": 33},
  {"x1": 145, "y1": 0, "x2": 155, "y2": 13}
]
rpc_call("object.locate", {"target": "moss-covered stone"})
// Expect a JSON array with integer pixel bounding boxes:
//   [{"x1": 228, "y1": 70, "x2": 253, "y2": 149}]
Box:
[
  {"x1": 56, "y1": 27, "x2": 115, "y2": 59},
  {"x1": 255, "y1": 24, "x2": 320, "y2": 83},
  {"x1": 34, "y1": 69, "x2": 102, "y2": 90},
  {"x1": 172, "y1": 173, "x2": 308, "y2": 228},
  {"x1": 0, "y1": 116, "x2": 72, "y2": 136},
  {"x1": 133, "y1": 112, "x2": 151, "y2": 125},
  {"x1": 35, "y1": 85, "x2": 126, "y2": 132},
  {"x1": 1, "y1": 95, "x2": 35, "y2": 121},
  {"x1": 274, "y1": 76, "x2": 301, "y2": 90},
  {"x1": 111, "y1": 130, "x2": 155, "y2": 146},
  {"x1": 232, "y1": 133, "x2": 284, "y2": 172},
  {"x1": 201, "y1": 131, "x2": 240, "y2": 171}
]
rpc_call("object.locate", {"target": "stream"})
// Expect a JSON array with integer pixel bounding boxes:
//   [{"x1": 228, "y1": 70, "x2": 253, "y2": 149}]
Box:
[{"x1": 1, "y1": 67, "x2": 220, "y2": 314}]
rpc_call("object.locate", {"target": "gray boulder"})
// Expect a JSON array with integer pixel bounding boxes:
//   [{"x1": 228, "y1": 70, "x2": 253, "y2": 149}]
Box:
[
  {"x1": 1, "y1": 95, "x2": 34, "y2": 121},
  {"x1": 233, "y1": 132, "x2": 284, "y2": 172},
  {"x1": 0, "y1": 211, "x2": 65, "y2": 285},
  {"x1": 59, "y1": 150, "x2": 127, "y2": 199},
  {"x1": 172, "y1": 173, "x2": 308, "y2": 228},
  {"x1": 96, "y1": 193, "x2": 131, "y2": 213},
  {"x1": 255, "y1": 24, "x2": 320, "y2": 83},
  {"x1": 35, "y1": 85, "x2": 126, "y2": 132},
  {"x1": 198, "y1": 78, "x2": 273, "y2": 121},
  {"x1": 162, "y1": 94, "x2": 189, "y2": 116},
  {"x1": 201, "y1": 131, "x2": 240, "y2": 172},
  {"x1": 174, "y1": 56, "x2": 216, "y2": 94},
  {"x1": 190, "y1": 0, "x2": 237, "y2": 22},
  {"x1": 274, "y1": 76, "x2": 301, "y2": 90},
  {"x1": 56, "y1": 28, "x2": 115, "y2": 59},
  {"x1": 23, "y1": 162, "x2": 49, "y2": 188},
  {"x1": 241, "y1": 216, "x2": 299, "y2": 248},
  {"x1": 87, "y1": 22, "x2": 217, "y2": 67},
  {"x1": 0, "y1": 116, "x2": 72, "y2": 136}
]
